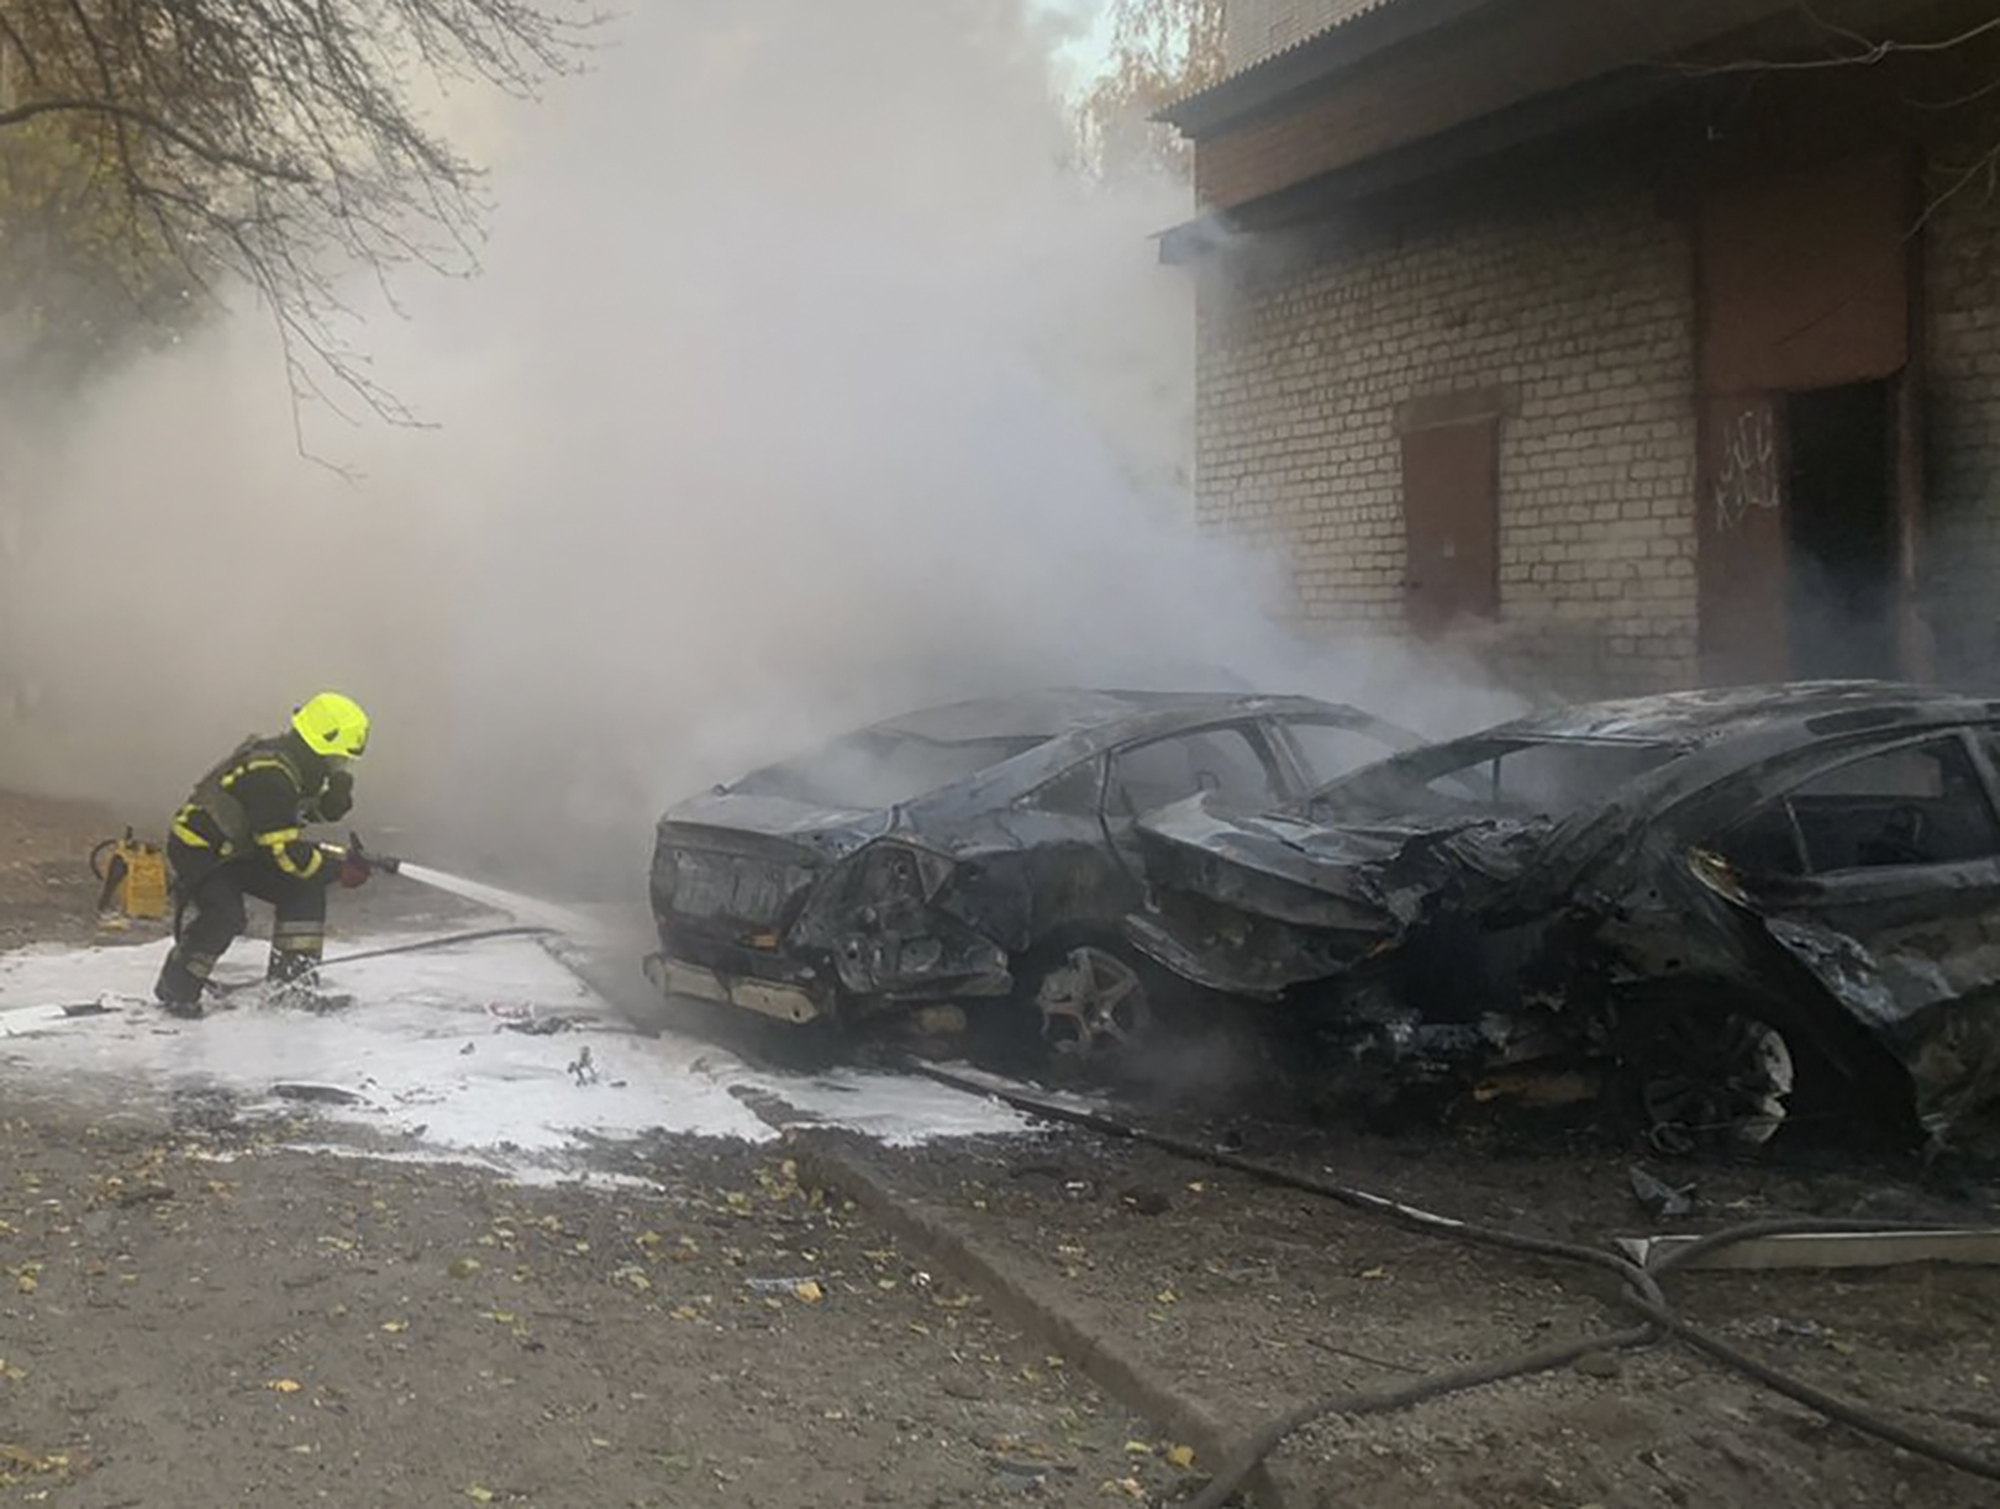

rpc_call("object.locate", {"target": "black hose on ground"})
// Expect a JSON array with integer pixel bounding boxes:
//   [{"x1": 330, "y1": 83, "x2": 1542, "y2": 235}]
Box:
[
  {"x1": 898, "y1": 1060, "x2": 2000, "y2": 1502},
  {"x1": 208, "y1": 926, "x2": 560, "y2": 998},
  {"x1": 1186, "y1": 1323, "x2": 1660, "y2": 1509}
]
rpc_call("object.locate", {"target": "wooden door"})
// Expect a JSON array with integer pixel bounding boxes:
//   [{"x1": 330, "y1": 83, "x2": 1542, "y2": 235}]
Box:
[{"x1": 1400, "y1": 416, "x2": 1499, "y2": 637}]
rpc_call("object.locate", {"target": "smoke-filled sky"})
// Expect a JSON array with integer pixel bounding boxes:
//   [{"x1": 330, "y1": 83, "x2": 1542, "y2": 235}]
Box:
[{"x1": 0, "y1": 0, "x2": 1516, "y2": 896}]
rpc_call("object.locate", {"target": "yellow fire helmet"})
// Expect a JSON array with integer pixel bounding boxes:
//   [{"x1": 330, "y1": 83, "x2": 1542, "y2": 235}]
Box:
[{"x1": 291, "y1": 692, "x2": 371, "y2": 760}]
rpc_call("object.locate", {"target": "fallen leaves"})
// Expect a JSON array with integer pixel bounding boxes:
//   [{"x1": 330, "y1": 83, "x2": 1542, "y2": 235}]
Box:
[
  {"x1": 0, "y1": 1443, "x2": 71, "y2": 1488},
  {"x1": 265, "y1": 1379, "x2": 303, "y2": 1395}
]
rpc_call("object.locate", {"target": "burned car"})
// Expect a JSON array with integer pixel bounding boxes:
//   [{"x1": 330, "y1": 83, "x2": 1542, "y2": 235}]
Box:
[
  {"x1": 1125, "y1": 682, "x2": 2000, "y2": 1152},
  {"x1": 644, "y1": 689, "x2": 1418, "y2": 1061}
]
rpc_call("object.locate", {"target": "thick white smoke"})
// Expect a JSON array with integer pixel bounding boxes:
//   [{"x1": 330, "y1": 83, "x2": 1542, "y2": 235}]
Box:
[{"x1": 0, "y1": 0, "x2": 1518, "y2": 897}]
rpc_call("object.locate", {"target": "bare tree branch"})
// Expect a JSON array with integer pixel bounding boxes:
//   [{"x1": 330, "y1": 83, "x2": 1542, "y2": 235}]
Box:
[
  {"x1": 1676, "y1": 13, "x2": 2000, "y2": 76},
  {"x1": 0, "y1": 95, "x2": 310, "y2": 178}
]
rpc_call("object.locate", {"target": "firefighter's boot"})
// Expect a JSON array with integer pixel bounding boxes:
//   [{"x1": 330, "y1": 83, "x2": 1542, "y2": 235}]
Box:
[
  {"x1": 265, "y1": 924, "x2": 348, "y2": 1012},
  {"x1": 154, "y1": 945, "x2": 212, "y2": 1019}
]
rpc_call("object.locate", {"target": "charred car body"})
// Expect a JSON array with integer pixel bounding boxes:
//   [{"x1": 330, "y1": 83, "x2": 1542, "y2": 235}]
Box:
[
  {"x1": 1126, "y1": 683, "x2": 2000, "y2": 1152},
  {"x1": 645, "y1": 690, "x2": 1417, "y2": 1060}
]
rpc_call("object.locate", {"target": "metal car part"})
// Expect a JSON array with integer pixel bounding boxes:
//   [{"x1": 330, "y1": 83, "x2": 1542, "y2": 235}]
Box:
[
  {"x1": 642, "y1": 952, "x2": 823, "y2": 1025},
  {"x1": 1034, "y1": 946, "x2": 1151, "y2": 1063},
  {"x1": 1633, "y1": 1010, "x2": 1797, "y2": 1152}
]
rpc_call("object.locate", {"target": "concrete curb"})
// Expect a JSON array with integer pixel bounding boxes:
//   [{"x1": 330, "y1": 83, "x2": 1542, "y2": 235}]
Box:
[
  {"x1": 782, "y1": 1126, "x2": 1304, "y2": 1509},
  {"x1": 533, "y1": 944, "x2": 1303, "y2": 1506}
]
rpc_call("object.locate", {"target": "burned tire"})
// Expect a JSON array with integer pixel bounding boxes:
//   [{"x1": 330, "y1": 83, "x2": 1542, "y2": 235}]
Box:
[
  {"x1": 1032, "y1": 943, "x2": 1154, "y2": 1075},
  {"x1": 1615, "y1": 999, "x2": 1796, "y2": 1154},
  {"x1": 970, "y1": 942, "x2": 1160, "y2": 1082}
]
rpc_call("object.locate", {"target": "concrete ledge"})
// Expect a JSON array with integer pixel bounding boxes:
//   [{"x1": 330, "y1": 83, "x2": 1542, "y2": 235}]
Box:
[
  {"x1": 783, "y1": 1127, "x2": 1305, "y2": 1509},
  {"x1": 531, "y1": 940, "x2": 1302, "y2": 1505}
]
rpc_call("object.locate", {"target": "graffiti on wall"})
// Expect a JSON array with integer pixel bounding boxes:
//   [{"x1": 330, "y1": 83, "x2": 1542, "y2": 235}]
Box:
[{"x1": 1712, "y1": 403, "x2": 1782, "y2": 533}]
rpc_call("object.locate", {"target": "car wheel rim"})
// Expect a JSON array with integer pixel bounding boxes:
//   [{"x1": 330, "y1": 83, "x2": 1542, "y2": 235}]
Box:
[
  {"x1": 1639, "y1": 1011, "x2": 1795, "y2": 1149},
  {"x1": 1036, "y1": 946, "x2": 1150, "y2": 1063}
]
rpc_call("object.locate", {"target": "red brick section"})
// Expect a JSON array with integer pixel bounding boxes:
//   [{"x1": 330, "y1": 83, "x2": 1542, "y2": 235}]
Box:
[{"x1": 1195, "y1": 0, "x2": 1790, "y2": 210}]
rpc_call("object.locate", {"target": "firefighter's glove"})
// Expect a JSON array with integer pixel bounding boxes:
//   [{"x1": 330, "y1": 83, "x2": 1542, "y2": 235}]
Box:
[
  {"x1": 338, "y1": 852, "x2": 371, "y2": 889},
  {"x1": 316, "y1": 769, "x2": 356, "y2": 823}
]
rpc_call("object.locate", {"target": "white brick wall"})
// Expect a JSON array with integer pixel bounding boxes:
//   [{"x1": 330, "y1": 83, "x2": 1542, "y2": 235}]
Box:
[
  {"x1": 1224, "y1": 0, "x2": 1383, "y2": 72},
  {"x1": 1194, "y1": 184, "x2": 1702, "y2": 696},
  {"x1": 1923, "y1": 143, "x2": 2000, "y2": 684}
]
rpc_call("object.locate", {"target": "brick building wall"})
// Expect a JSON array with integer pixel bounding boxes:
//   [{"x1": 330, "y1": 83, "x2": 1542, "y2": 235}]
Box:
[
  {"x1": 1923, "y1": 148, "x2": 2000, "y2": 684},
  {"x1": 1223, "y1": 0, "x2": 1377, "y2": 71},
  {"x1": 1194, "y1": 177, "x2": 1701, "y2": 696}
]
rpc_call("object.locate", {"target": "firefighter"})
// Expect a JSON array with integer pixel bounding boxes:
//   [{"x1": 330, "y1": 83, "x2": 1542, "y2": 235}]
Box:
[{"x1": 154, "y1": 693, "x2": 375, "y2": 1016}]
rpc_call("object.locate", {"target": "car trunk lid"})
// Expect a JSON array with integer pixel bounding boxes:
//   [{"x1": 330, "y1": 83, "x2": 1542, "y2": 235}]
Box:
[{"x1": 654, "y1": 792, "x2": 892, "y2": 934}]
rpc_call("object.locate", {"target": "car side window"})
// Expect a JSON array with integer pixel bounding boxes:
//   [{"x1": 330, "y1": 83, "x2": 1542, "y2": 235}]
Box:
[
  {"x1": 1717, "y1": 736, "x2": 2000, "y2": 877},
  {"x1": 1028, "y1": 759, "x2": 1103, "y2": 817},
  {"x1": 1283, "y1": 720, "x2": 1397, "y2": 786},
  {"x1": 1106, "y1": 727, "x2": 1281, "y2": 819}
]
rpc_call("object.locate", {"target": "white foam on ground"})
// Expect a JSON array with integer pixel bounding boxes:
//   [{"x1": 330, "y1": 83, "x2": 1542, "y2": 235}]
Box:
[{"x1": 0, "y1": 931, "x2": 1035, "y2": 1181}]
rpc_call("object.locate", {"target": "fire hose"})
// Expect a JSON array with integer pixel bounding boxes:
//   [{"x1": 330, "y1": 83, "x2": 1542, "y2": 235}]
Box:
[
  {"x1": 203, "y1": 926, "x2": 561, "y2": 999},
  {"x1": 898, "y1": 1059, "x2": 2000, "y2": 1502}
]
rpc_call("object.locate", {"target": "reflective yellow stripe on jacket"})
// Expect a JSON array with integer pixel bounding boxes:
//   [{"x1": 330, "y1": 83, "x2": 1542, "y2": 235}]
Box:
[
  {"x1": 255, "y1": 826, "x2": 325, "y2": 880},
  {"x1": 223, "y1": 758, "x2": 296, "y2": 788}
]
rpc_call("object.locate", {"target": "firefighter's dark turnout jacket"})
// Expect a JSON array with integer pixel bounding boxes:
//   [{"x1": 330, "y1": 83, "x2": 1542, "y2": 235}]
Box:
[
  {"x1": 154, "y1": 730, "x2": 356, "y2": 1009},
  {"x1": 171, "y1": 730, "x2": 354, "y2": 880}
]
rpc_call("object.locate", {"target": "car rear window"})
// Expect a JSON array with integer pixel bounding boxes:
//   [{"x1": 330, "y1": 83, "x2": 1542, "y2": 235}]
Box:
[
  {"x1": 732, "y1": 731, "x2": 1048, "y2": 809},
  {"x1": 1309, "y1": 736, "x2": 1681, "y2": 822}
]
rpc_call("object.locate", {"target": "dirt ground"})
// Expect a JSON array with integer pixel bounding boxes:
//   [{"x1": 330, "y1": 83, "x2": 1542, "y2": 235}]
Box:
[
  {"x1": 873, "y1": 1117, "x2": 2000, "y2": 1508},
  {"x1": 0, "y1": 793, "x2": 129, "y2": 953},
  {"x1": 4, "y1": 790, "x2": 1999, "y2": 1507}
]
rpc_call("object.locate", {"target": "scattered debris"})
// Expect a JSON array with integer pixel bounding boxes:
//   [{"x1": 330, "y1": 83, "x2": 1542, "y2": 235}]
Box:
[
  {"x1": 500, "y1": 1015, "x2": 575, "y2": 1036},
  {"x1": 1629, "y1": 1165, "x2": 1696, "y2": 1220},
  {"x1": 743, "y1": 1275, "x2": 826, "y2": 1296},
  {"x1": 271, "y1": 1082, "x2": 368, "y2": 1106},
  {"x1": 1737, "y1": 1316, "x2": 1838, "y2": 1344}
]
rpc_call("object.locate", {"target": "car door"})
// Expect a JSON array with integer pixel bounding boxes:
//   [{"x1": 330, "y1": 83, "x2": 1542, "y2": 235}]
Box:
[
  {"x1": 1702, "y1": 727, "x2": 2000, "y2": 1130},
  {"x1": 1099, "y1": 722, "x2": 1288, "y2": 879}
]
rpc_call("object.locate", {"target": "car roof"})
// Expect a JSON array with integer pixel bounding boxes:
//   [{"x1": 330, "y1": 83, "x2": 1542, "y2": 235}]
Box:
[
  {"x1": 1489, "y1": 681, "x2": 2000, "y2": 747},
  {"x1": 874, "y1": 688, "x2": 1350, "y2": 745}
]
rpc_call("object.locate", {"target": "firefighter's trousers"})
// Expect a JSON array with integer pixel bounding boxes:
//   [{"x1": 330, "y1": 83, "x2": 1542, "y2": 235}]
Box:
[{"x1": 155, "y1": 838, "x2": 327, "y2": 1007}]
